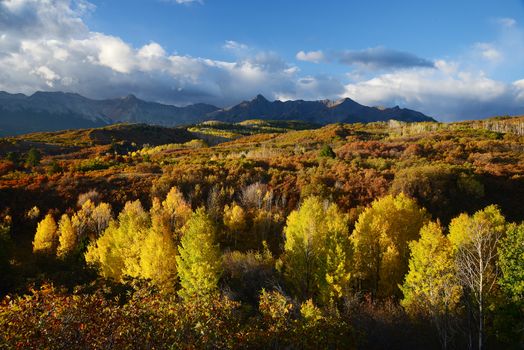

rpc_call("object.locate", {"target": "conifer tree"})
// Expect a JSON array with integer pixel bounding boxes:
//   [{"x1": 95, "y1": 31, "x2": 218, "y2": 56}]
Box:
[
  {"x1": 176, "y1": 208, "x2": 222, "y2": 300},
  {"x1": 33, "y1": 213, "x2": 58, "y2": 255}
]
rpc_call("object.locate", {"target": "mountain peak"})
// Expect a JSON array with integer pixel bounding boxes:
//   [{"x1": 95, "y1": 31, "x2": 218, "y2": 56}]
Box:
[
  {"x1": 123, "y1": 94, "x2": 138, "y2": 101},
  {"x1": 253, "y1": 94, "x2": 269, "y2": 102},
  {"x1": 324, "y1": 97, "x2": 360, "y2": 108}
]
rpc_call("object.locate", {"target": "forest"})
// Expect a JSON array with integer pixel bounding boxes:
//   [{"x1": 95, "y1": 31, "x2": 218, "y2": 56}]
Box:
[{"x1": 0, "y1": 116, "x2": 523, "y2": 349}]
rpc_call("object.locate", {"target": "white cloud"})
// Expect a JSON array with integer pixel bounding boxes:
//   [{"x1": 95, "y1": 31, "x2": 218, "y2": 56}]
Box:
[
  {"x1": 296, "y1": 50, "x2": 325, "y2": 63},
  {"x1": 0, "y1": 0, "x2": 523, "y2": 120},
  {"x1": 342, "y1": 64, "x2": 523, "y2": 121},
  {"x1": 475, "y1": 43, "x2": 503, "y2": 62},
  {"x1": 496, "y1": 17, "x2": 517, "y2": 28},
  {"x1": 161, "y1": 0, "x2": 203, "y2": 5},
  {"x1": 138, "y1": 42, "x2": 166, "y2": 59},
  {"x1": 0, "y1": 0, "x2": 342, "y2": 106},
  {"x1": 32, "y1": 66, "x2": 60, "y2": 87},
  {"x1": 223, "y1": 40, "x2": 248, "y2": 51}
]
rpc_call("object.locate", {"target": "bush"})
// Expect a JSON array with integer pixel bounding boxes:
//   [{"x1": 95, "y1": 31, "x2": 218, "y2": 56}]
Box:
[{"x1": 319, "y1": 144, "x2": 336, "y2": 158}]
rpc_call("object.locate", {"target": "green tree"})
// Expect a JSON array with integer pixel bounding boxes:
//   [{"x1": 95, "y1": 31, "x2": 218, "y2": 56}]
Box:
[
  {"x1": 401, "y1": 221, "x2": 462, "y2": 349},
  {"x1": 25, "y1": 148, "x2": 42, "y2": 167},
  {"x1": 449, "y1": 205, "x2": 506, "y2": 350},
  {"x1": 497, "y1": 222, "x2": 524, "y2": 347},
  {"x1": 282, "y1": 196, "x2": 351, "y2": 304},
  {"x1": 498, "y1": 222, "x2": 524, "y2": 302},
  {"x1": 319, "y1": 144, "x2": 336, "y2": 158},
  {"x1": 176, "y1": 208, "x2": 222, "y2": 300},
  {"x1": 351, "y1": 193, "x2": 428, "y2": 298},
  {"x1": 5, "y1": 152, "x2": 19, "y2": 165},
  {"x1": 33, "y1": 213, "x2": 58, "y2": 255}
]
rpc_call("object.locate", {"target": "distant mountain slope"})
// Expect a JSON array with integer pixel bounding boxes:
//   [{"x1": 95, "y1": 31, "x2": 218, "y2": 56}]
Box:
[
  {"x1": 0, "y1": 91, "x2": 434, "y2": 136},
  {"x1": 0, "y1": 91, "x2": 219, "y2": 136},
  {"x1": 209, "y1": 94, "x2": 434, "y2": 124}
]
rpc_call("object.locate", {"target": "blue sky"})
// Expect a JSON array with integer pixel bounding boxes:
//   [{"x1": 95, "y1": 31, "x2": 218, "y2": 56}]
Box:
[{"x1": 1, "y1": 0, "x2": 524, "y2": 120}]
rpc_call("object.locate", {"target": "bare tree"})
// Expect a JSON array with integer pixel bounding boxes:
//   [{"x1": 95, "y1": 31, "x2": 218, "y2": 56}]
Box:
[{"x1": 450, "y1": 206, "x2": 506, "y2": 350}]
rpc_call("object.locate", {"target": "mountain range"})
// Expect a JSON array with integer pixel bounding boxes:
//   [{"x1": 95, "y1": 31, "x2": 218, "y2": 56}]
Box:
[{"x1": 0, "y1": 91, "x2": 435, "y2": 136}]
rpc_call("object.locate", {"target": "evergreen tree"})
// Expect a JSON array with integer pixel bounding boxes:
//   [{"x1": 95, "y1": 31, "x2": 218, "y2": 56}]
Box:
[
  {"x1": 319, "y1": 144, "x2": 336, "y2": 158},
  {"x1": 25, "y1": 148, "x2": 41, "y2": 167},
  {"x1": 176, "y1": 208, "x2": 222, "y2": 300}
]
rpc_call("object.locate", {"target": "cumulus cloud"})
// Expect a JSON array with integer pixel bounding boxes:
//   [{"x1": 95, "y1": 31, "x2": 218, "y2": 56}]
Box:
[
  {"x1": 1, "y1": 0, "x2": 523, "y2": 121},
  {"x1": 337, "y1": 47, "x2": 435, "y2": 70},
  {"x1": 0, "y1": 0, "x2": 341, "y2": 106},
  {"x1": 342, "y1": 64, "x2": 524, "y2": 121},
  {"x1": 296, "y1": 50, "x2": 325, "y2": 63}
]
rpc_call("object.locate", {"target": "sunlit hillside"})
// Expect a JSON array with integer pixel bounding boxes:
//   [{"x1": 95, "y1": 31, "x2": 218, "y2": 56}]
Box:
[{"x1": 0, "y1": 116, "x2": 523, "y2": 349}]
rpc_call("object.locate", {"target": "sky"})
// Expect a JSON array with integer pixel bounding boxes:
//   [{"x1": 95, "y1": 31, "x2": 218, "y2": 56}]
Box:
[{"x1": 1, "y1": 0, "x2": 524, "y2": 121}]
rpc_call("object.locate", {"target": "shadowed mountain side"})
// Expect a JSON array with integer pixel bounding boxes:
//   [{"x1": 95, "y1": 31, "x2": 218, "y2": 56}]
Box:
[{"x1": 0, "y1": 91, "x2": 434, "y2": 136}]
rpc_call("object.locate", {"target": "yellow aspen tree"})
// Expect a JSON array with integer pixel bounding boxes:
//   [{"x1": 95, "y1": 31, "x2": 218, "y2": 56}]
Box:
[
  {"x1": 139, "y1": 229, "x2": 178, "y2": 292},
  {"x1": 176, "y1": 208, "x2": 222, "y2": 300},
  {"x1": 85, "y1": 200, "x2": 150, "y2": 281},
  {"x1": 33, "y1": 213, "x2": 58, "y2": 255},
  {"x1": 85, "y1": 221, "x2": 123, "y2": 280},
  {"x1": 401, "y1": 221, "x2": 462, "y2": 349},
  {"x1": 351, "y1": 193, "x2": 428, "y2": 298},
  {"x1": 162, "y1": 186, "x2": 192, "y2": 232},
  {"x1": 223, "y1": 202, "x2": 247, "y2": 248},
  {"x1": 282, "y1": 196, "x2": 351, "y2": 304},
  {"x1": 56, "y1": 214, "x2": 78, "y2": 259},
  {"x1": 449, "y1": 205, "x2": 506, "y2": 350}
]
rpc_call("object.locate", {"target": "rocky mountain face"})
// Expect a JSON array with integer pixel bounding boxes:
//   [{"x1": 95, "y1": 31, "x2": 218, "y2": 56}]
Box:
[
  {"x1": 209, "y1": 94, "x2": 434, "y2": 124},
  {"x1": 0, "y1": 91, "x2": 434, "y2": 136}
]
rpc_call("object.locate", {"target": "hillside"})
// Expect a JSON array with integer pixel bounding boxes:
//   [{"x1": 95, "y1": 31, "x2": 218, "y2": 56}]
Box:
[
  {"x1": 0, "y1": 91, "x2": 434, "y2": 136},
  {"x1": 0, "y1": 115, "x2": 522, "y2": 349}
]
